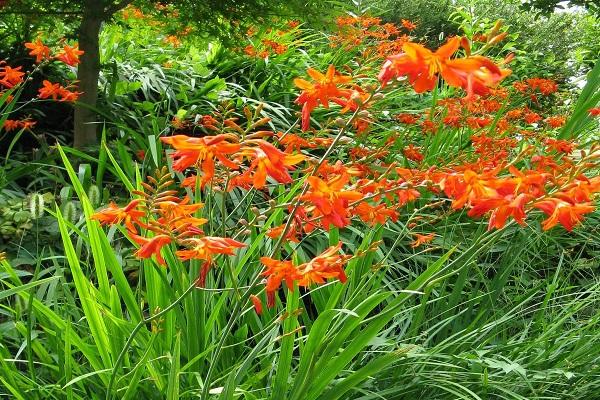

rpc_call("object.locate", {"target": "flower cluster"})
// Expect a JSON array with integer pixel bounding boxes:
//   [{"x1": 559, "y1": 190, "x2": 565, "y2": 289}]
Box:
[
  {"x1": 91, "y1": 168, "x2": 246, "y2": 286},
  {"x1": 330, "y1": 15, "x2": 414, "y2": 58},
  {"x1": 25, "y1": 39, "x2": 83, "y2": 66},
  {"x1": 240, "y1": 22, "x2": 298, "y2": 59},
  {"x1": 1, "y1": 39, "x2": 83, "y2": 133},
  {"x1": 93, "y1": 20, "x2": 599, "y2": 314},
  {"x1": 378, "y1": 36, "x2": 511, "y2": 99},
  {"x1": 260, "y1": 243, "x2": 351, "y2": 307}
]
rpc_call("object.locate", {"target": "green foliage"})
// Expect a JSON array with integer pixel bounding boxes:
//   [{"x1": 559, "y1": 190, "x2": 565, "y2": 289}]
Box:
[
  {"x1": 0, "y1": 1, "x2": 599, "y2": 399},
  {"x1": 522, "y1": 0, "x2": 600, "y2": 16},
  {"x1": 381, "y1": 0, "x2": 461, "y2": 46}
]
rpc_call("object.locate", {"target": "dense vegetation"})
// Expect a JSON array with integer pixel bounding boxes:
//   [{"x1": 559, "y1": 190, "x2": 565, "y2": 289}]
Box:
[{"x1": 1, "y1": 0, "x2": 599, "y2": 399}]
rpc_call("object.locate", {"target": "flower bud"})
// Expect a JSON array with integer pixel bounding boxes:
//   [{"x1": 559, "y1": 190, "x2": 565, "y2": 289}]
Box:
[{"x1": 335, "y1": 117, "x2": 346, "y2": 127}]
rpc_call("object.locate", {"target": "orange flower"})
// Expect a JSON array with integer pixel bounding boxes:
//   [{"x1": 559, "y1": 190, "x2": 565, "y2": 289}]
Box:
[
  {"x1": 260, "y1": 257, "x2": 301, "y2": 307},
  {"x1": 439, "y1": 169, "x2": 500, "y2": 209},
  {"x1": 353, "y1": 202, "x2": 398, "y2": 226},
  {"x1": 175, "y1": 236, "x2": 245, "y2": 262},
  {"x1": 378, "y1": 37, "x2": 508, "y2": 98},
  {"x1": 276, "y1": 132, "x2": 316, "y2": 153},
  {"x1": 563, "y1": 177, "x2": 600, "y2": 203},
  {"x1": 294, "y1": 65, "x2": 353, "y2": 131},
  {"x1": 421, "y1": 119, "x2": 437, "y2": 134},
  {"x1": 177, "y1": 236, "x2": 245, "y2": 286},
  {"x1": 300, "y1": 173, "x2": 363, "y2": 230},
  {"x1": 545, "y1": 138, "x2": 575, "y2": 154},
  {"x1": 266, "y1": 221, "x2": 302, "y2": 243},
  {"x1": 396, "y1": 113, "x2": 419, "y2": 124},
  {"x1": 545, "y1": 115, "x2": 566, "y2": 129},
  {"x1": 533, "y1": 197, "x2": 594, "y2": 231},
  {"x1": 523, "y1": 111, "x2": 542, "y2": 124},
  {"x1": 25, "y1": 38, "x2": 51, "y2": 63},
  {"x1": 401, "y1": 19, "x2": 417, "y2": 31},
  {"x1": 588, "y1": 107, "x2": 600, "y2": 117},
  {"x1": 297, "y1": 242, "x2": 349, "y2": 286},
  {"x1": 56, "y1": 44, "x2": 84, "y2": 66},
  {"x1": 239, "y1": 140, "x2": 306, "y2": 188},
  {"x1": 38, "y1": 80, "x2": 62, "y2": 100},
  {"x1": 2, "y1": 120, "x2": 21, "y2": 132},
  {"x1": 249, "y1": 294, "x2": 263, "y2": 315},
  {"x1": 403, "y1": 144, "x2": 424, "y2": 162},
  {"x1": 57, "y1": 87, "x2": 81, "y2": 102},
  {"x1": 156, "y1": 196, "x2": 207, "y2": 231},
  {"x1": 260, "y1": 243, "x2": 350, "y2": 307},
  {"x1": 468, "y1": 193, "x2": 532, "y2": 230},
  {"x1": 243, "y1": 45, "x2": 256, "y2": 57},
  {"x1": 38, "y1": 80, "x2": 81, "y2": 102},
  {"x1": 91, "y1": 199, "x2": 145, "y2": 233},
  {"x1": 526, "y1": 78, "x2": 557, "y2": 95},
  {"x1": 378, "y1": 38, "x2": 461, "y2": 90},
  {"x1": 131, "y1": 234, "x2": 172, "y2": 266},
  {"x1": 161, "y1": 134, "x2": 240, "y2": 186},
  {"x1": 410, "y1": 233, "x2": 435, "y2": 247},
  {"x1": 0, "y1": 65, "x2": 25, "y2": 88},
  {"x1": 2, "y1": 118, "x2": 36, "y2": 132},
  {"x1": 163, "y1": 35, "x2": 181, "y2": 47}
]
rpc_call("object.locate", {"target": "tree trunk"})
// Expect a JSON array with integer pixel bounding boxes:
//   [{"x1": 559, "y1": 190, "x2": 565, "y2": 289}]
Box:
[{"x1": 73, "y1": 0, "x2": 103, "y2": 148}]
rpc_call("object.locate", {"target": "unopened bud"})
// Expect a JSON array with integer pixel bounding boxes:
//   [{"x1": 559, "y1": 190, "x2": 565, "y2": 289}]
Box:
[
  {"x1": 488, "y1": 32, "x2": 508, "y2": 46},
  {"x1": 372, "y1": 93, "x2": 384, "y2": 101},
  {"x1": 251, "y1": 207, "x2": 260, "y2": 215},
  {"x1": 335, "y1": 117, "x2": 346, "y2": 127},
  {"x1": 358, "y1": 110, "x2": 370, "y2": 118},
  {"x1": 460, "y1": 36, "x2": 471, "y2": 56},
  {"x1": 488, "y1": 19, "x2": 503, "y2": 39}
]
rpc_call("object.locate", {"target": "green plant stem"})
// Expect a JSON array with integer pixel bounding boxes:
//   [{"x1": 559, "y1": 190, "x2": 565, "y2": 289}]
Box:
[{"x1": 105, "y1": 281, "x2": 197, "y2": 400}]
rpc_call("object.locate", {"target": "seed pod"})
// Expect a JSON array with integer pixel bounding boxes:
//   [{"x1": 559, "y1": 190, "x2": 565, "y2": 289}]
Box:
[
  {"x1": 62, "y1": 201, "x2": 77, "y2": 223},
  {"x1": 29, "y1": 193, "x2": 45, "y2": 219},
  {"x1": 87, "y1": 185, "x2": 101, "y2": 208}
]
